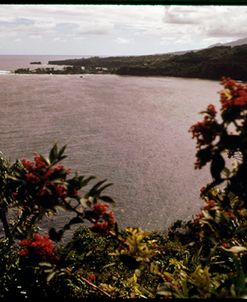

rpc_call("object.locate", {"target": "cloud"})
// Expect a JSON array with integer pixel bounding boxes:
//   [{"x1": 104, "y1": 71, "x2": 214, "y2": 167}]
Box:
[
  {"x1": 0, "y1": 5, "x2": 247, "y2": 55},
  {"x1": 0, "y1": 17, "x2": 35, "y2": 28},
  {"x1": 203, "y1": 15, "x2": 247, "y2": 38},
  {"x1": 163, "y1": 7, "x2": 202, "y2": 25},
  {"x1": 205, "y1": 25, "x2": 247, "y2": 38},
  {"x1": 116, "y1": 37, "x2": 130, "y2": 44},
  {"x1": 161, "y1": 6, "x2": 247, "y2": 49},
  {"x1": 77, "y1": 22, "x2": 114, "y2": 35},
  {"x1": 162, "y1": 6, "x2": 223, "y2": 26}
]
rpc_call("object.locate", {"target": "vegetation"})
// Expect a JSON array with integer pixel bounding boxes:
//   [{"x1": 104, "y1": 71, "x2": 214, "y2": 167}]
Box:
[
  {"x1": 0, "y1": 77, "x2": 247, "y2": 299},
  {"x1": 47, "y1": 44, "x2": 247, "y2": 81},
  {"x1": 14, "y1": 66, "x2": 86, "y2": 75}
]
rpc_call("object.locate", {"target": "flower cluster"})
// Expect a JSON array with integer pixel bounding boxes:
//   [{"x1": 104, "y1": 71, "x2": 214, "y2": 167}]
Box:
[
  {"x1": 207, "y1": 104, "x2": 217, "y2": 117},
  {"x1": 203, "y1": 199, "x2": 217, "y2": 211},
  {"x1": 189, "y1": 77, "x2": 247, "y2": 170},
  {"x1": 189, "y1": 103, "x2": 221, "y2": 169},
  {"x1": 21, "y1": 154, "x2": 70, "y2": 181},
  {"x1": 90, "y1": 202, "x2": 115, "y2": 233},
  {"x1": 13, "y1": 153, "x2": 71, "y2": 209},
  {"x1": 18, "y1": 233, "x2": 57, "y2": 263},
  {"x1": 220, "y1": 77, "x2": 247, "y2": 110},
  {"x1": 190, "y1": 118, "x2": 218, "y2": 147},
  {"x1": 86, "y1": 272, "x2": 96, "y2": 283}
]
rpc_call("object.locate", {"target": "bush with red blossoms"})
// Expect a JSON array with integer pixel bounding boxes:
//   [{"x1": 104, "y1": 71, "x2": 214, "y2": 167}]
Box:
[
  {"x1": 0, "y1": 144, "x2": 118, "y2": 299},
  {"x1": 0, "y1": 144, "x2": 116, "y2": 242},
  {"x1": 184, "y1": 77, "x2": 247, "y2": 278},
  {"x1": 189, "y1": 78, "x2": 247, "y2": 205}
]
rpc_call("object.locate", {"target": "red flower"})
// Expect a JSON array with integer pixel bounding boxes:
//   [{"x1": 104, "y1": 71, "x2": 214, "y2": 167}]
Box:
[
  {"x1": 203, "y1": 200, "x2": 217, "y2": 211},
  {"x1": 189, "y1": 118, "x2": 218, "y2": 147},
  {"x1": 220, "y1": 77, "x2": 247, "y2": 110},
  {"x1": 207, "y1": 200, "x2": 216, "y2": 207},
  {"x1": 207, "y1": 104, "x2": 217, "y2": 116},
  {"x1": 12, "y1": 192, "x2": 18, "y2": 200},
  {"x1": 55, "y1": 184, "x2": 67, "y2": 199},
  {"x1": 44, "y1": 169, "x2": 54, "y2": 179},
  {"x1": 18, "y1": 233, "x2": 57, "y2": 262},
  {"x1": 200, "y1": 186, "x2": 206, "y2": 194},
  {"x1": 24, "y1": 172, "x2": 40, "y2": 183},
  {"x1": 90, "y1": 203, "x2": 115, "y2": 233},
  {"x1": 34, "y1": 153, "x2": 47, "y2": 169},
  {"x1": 37, "y1": 187, "x2": 48, "y2": 197},
  {"x1": 21, "y1": 159, "x2": 34, "y2": 171},
  {"x1": 19, "y1": 248, "x2": 29, "y2": 256},
  {"x1": 221, "y1": 77, "x2": 237, "y2": 89},
  {"x1": 224, "y1": 210, "x2": 235, "y2": 218},
  {"x1": 53, "y1": 164, "x2": 71, "y2": 175},
  {"x1": 93, "y1": 203, "x2": 109, "y2": 215},
  {"x1": 193, "y1": 212, "x2": 204, "y2": 224},
  {"x1": 91, "y1": 221, "x2": 110, "y2": 233},
  {"x1": 222, "y1": 242, "x2": 230, "y2": 249},
  {"x1": 233, "y1": 91, "x2": 247, "y2": 107},
  {"x1": 87, "y1": 273, "x2": 96, "y2": 283}
]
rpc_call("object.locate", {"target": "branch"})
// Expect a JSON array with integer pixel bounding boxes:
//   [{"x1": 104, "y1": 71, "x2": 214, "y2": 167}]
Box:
[
  {"x1": 0, "y1": 207, "x2": 13, "y2": 243},
  {"x1": 66, "y1": 267, "x2": 112, "y2": 298}
]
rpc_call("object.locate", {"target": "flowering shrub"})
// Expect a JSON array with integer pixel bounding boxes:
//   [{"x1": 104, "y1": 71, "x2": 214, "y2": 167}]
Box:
[
  {"x1": 189, "y1": 77, "x2": 247, "y2": 178},
  {"x1": 0, "y1": 144, "x2": 116, "y2": 242},
  {"x1": 0, "y1": 145, "x2": 117, "y2": 299}
]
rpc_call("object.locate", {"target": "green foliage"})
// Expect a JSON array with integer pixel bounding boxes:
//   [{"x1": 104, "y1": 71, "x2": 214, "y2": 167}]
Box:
[
  {"x1": 46, "y1": 44, "x2": 247, "y2": 81},
  {"x1": 0, "y1": 144, "x2": 116, "y2": 242}
]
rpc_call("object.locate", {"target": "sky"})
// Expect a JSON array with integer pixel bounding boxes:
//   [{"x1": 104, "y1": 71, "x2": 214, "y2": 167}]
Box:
[{"x1": 0, "y1": 5, "x2": 246, "y2": 56}]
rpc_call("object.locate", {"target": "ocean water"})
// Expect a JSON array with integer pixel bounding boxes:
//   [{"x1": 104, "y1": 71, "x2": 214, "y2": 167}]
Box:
[
  {"x1": 0, "y1": 55, "x2": 85, "y2": 72},
  {"x1": 0, "y1": 55, "x2": 221, "y2": 237}
]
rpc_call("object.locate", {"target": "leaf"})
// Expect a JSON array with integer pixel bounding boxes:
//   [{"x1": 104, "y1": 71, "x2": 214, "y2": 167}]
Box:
[
  {"x1": 80, "y1": 176, "x2": 96, "y2": 187},
  {"x1": 221, "y1": 107, "x2": 241, "y2": 123},
  {"x1": 79, "y1": 197, "x2": 88, "y2": 207},
  {"x1": 49, "y1": 143, "x2": 58, "y2": 164},
  {"x1": 235, "y1": 225, "x2": 247, "y2": 234},
  {"x1": 36, "y1": 153, "x2": 49, "y2": 166},
  {"x1": 99, "y1": 195, "x2": 115, "y2": 204},
  {"x1": 57, "y1": 145, "x2": 67, "y2": 158},
  {"x1": 94, "y1": 183, "x2": 113, "y2": 198},
  {"x1": 222, "y1": 246, "x2": 247, "y2": 254},
  {"x1": 221, "y1": 135, "x2": 241, "y2": 150},
  {"x1": 39, "y1": 262, "x2": 53, "y2": 268},
  {"x1": 47, "y1": 271, "x2": 56, "y2": 283},
  {"x1": 68, "y1": 216, "x2": 83, "y2": 226},
  {"x1": 85, "y1": 179, "x2": 108, "y2": 198},
  {"x1": 196, "y1": 147, "x2": 212, "y2": 167},
  {"x1": 210, "y1": 153, "x2": 225, "y2": 180},
  {"x1": 48, "y1": 228, "x2": 63, "y2": 242}
]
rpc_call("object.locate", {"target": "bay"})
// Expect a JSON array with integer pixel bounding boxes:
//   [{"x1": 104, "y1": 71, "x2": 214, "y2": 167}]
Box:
[{"x1": 0, "y1": 70, "x2": 220, "y2": 235}]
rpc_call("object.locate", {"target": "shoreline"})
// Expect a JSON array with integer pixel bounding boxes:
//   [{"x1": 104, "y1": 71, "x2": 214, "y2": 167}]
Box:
[{"x1": 9, "y1": 69, "x2": 220, "y2": 82}]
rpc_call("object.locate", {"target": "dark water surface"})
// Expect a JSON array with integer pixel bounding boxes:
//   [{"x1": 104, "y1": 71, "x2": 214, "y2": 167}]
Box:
[
  {"x1": 0, "y1": 55, "x2": 84, "y2": 72},
  {"x1": 0, "y1": 73, "x2": 220, "y2": 234}
]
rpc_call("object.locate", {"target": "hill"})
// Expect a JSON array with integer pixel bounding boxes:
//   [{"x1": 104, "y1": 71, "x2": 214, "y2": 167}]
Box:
[
  {"x1": 209, "y1": 36, "x2": 247, "y2": 48},
  {"x1": 46, "y1": 44, "x2": 247, "y2": 81}
]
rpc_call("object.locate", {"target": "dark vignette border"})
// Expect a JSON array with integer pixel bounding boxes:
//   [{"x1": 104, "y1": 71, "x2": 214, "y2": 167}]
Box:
[{"x1": 3, "y1": 0, "x2": 247, "y2": 5}]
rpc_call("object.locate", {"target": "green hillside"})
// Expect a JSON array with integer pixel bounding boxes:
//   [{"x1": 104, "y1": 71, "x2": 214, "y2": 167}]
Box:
[{"x1": 48, "y1": 44, "x2": 247, "y2": 80}]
